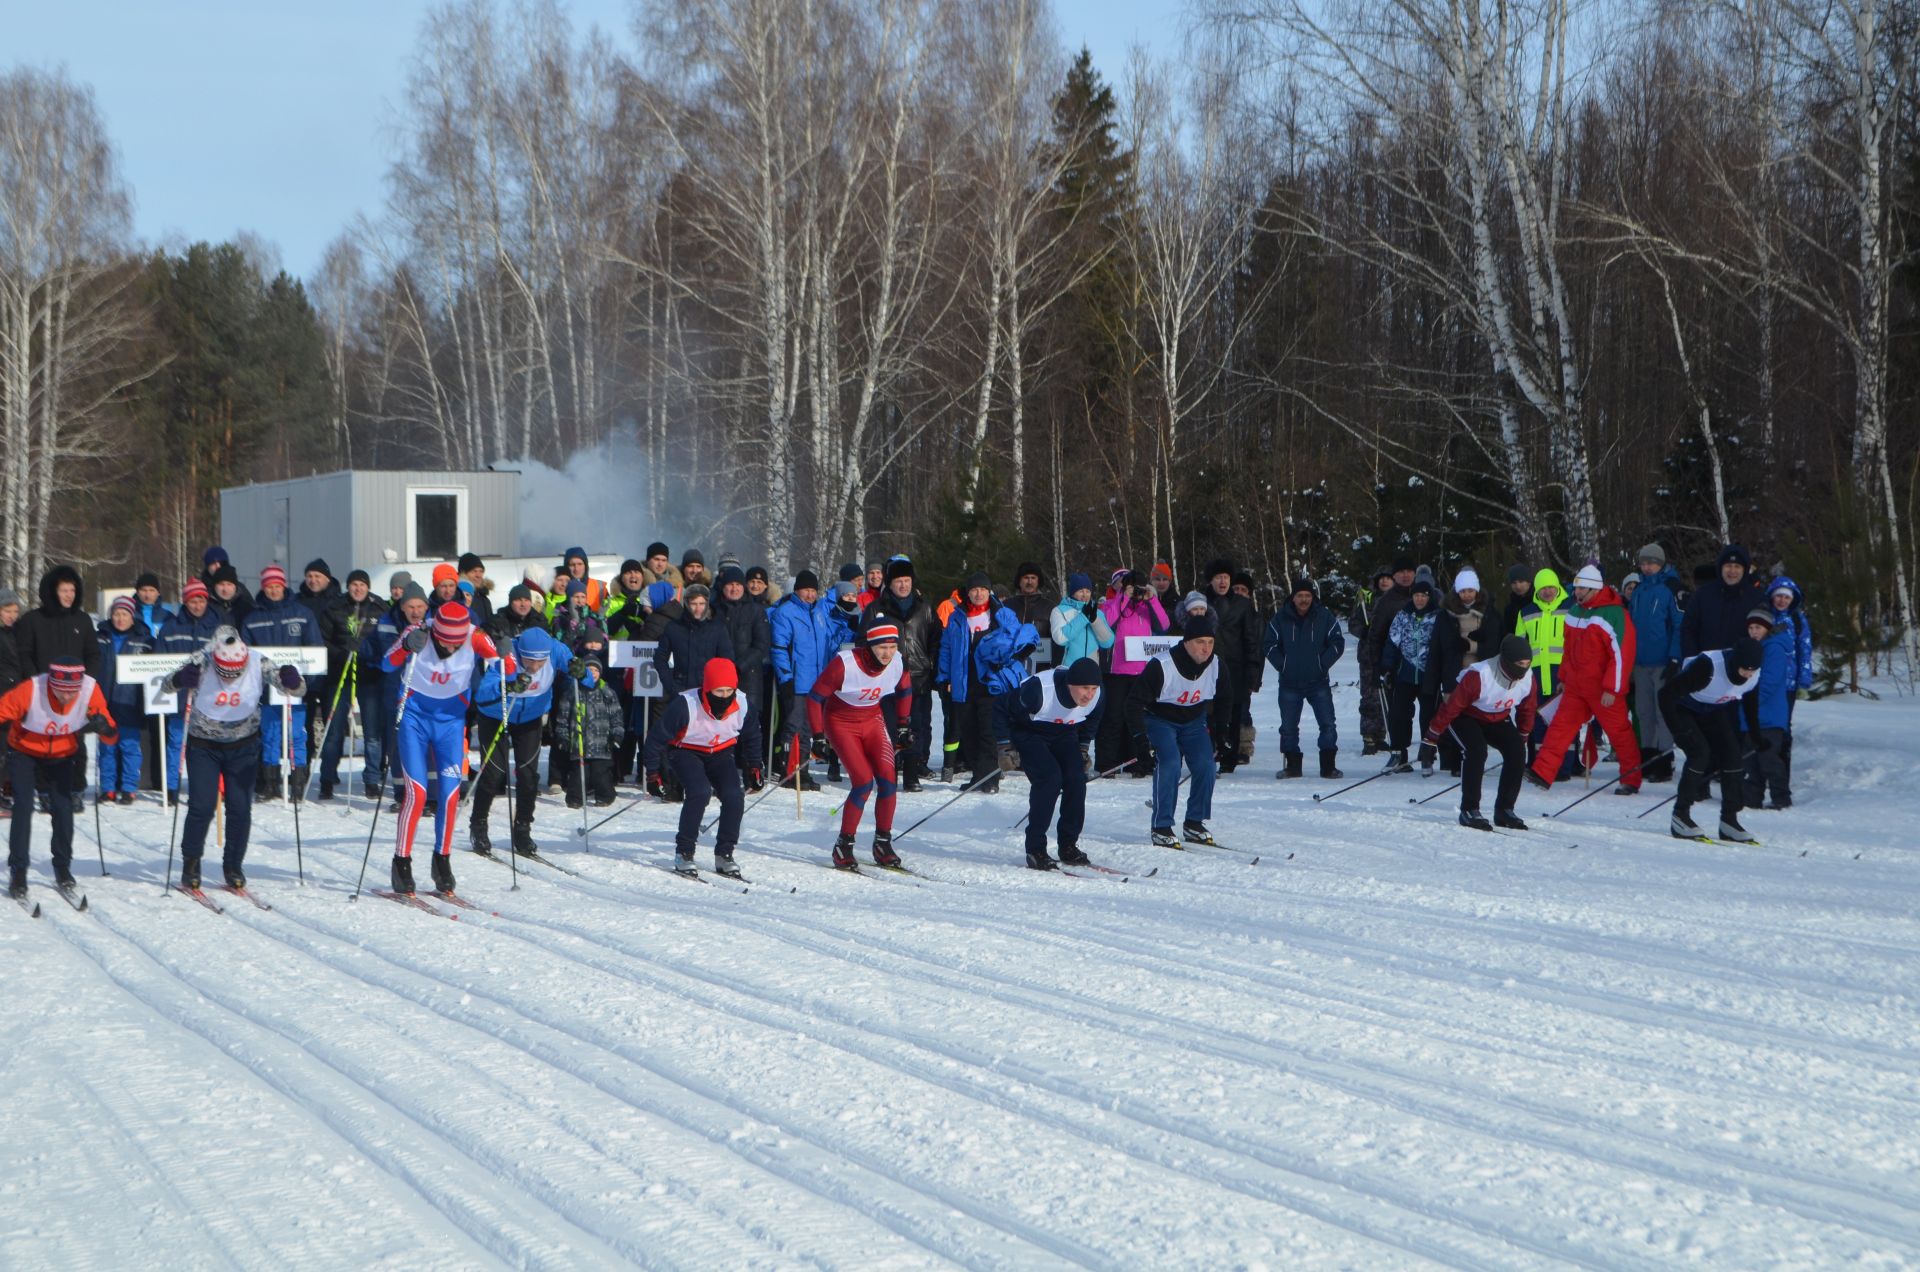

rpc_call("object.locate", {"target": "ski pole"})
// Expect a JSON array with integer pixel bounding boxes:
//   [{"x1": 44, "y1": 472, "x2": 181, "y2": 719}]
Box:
[
  {"x1": 92, "y1": 733, "x2": 107, "y2": 877},
  {"x1": 1409, "y1": 761, "x2": 1502, "y2": 806},
  {"x1": 284, "y1": 692, "x2": 304, "y2": 885},
  {"x1": 353, "y1": 654, "x2": 416, "y2": 901},
  {"x1": 703, "y1": 772, "x2": 781, "y2": 835},
  {"x1": 573, "y1": 694, "x2": 591, "y2": 852},
  {"x1": 1013, "y1": 758, "x2": 1135, "y2": 830},
  {"x1": 1547, "y1": 748, "x2": 1673, "y2": 819},
  {"x1": 1312, "y1": 766, "x2": 1397, "y2": 804},
  {"x1": 1636, "y1": 791, "x2": 1678, "y2": 819},
  {"x1": 893, "y1": 767, "x2": 1001, "y2": 843},
  {"x1": 163, "y1": 686, "x2": 195, "y2": 896}
]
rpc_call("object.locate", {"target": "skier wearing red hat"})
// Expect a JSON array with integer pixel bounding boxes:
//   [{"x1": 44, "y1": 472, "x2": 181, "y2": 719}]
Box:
[
  {"x1": 642, "y1": 657, "x2": 764, "y2": 878},
  {"x1": 384, "y1": 601, "x2": 513, "y2": 895},
  {"x1": 807, "y1": 619, "x2": 913, "y2": 869}
]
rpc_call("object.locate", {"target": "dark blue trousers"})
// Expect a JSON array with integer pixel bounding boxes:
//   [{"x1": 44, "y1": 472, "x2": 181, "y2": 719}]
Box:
[
  {"x1": 1013, "y1": 730, "x2": 1087, "y2": 858},
  {"x1": 667, "y1": 748, "x2": 745, "y2": 857},
  {"x1": 8, "y1": 752, "x2": 75, "y2": 878},
  {"x1": 182, "y1": 741, "x2": 260, "y2": 870}
]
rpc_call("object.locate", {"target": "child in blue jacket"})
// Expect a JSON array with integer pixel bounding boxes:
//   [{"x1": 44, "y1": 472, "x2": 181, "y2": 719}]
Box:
[{"x1": 1742, "y1": 605, "x2": 1797, "y2": 809}]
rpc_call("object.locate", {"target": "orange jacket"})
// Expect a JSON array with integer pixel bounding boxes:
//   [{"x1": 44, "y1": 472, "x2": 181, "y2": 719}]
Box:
[{"x1": 0, "y1": 677, "x2": 116, "y2": 761}]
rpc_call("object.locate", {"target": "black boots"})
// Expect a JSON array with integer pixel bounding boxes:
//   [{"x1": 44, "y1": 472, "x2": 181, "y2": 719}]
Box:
[
  {"x1": 390, "y1": 855, "x2": 415, "y2": 894},
  {"x1": 430, "y1": 853, "x2": 455, "y2": 895},
  {"x1": 1276, "y1": 752, "x2": 1304, "y2": 780},
  {"x1": 1321, "y1": 750, "x2": 1343, "y2": 779},
  {"x1": 180, "y1": 857, "x2": 202, "y2": 890}
]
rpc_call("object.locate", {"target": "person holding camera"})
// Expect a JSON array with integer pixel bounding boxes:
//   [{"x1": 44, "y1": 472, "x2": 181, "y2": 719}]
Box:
[{"x1": 1097, "y1": 568, "x2": 1169, "y2": 775}]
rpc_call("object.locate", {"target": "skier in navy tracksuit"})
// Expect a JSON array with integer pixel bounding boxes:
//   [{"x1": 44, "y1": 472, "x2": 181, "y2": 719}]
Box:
[
  {"x1": 644, "y1": 656, "x2": 764, "y2": 878},
  {"x1": 242, "y1": 565, "x2": 324, "y2": 802},
  {"x1": 468, "y1": 625, "x2": 570, "y2": 858},
  {"x1": 155, "y1": 580, "x2": 223, "y2": 804},
  {"x1": 1008, "y1": 657, "x2": 1105, "y2": 870}
]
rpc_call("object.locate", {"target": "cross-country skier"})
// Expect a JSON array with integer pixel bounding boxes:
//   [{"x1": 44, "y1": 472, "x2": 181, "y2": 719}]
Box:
[
  {"x1": 1424, "y1": 634, "x2": 1539, "y2": 831},
  {"x1": 162, "y1": 629, "x2": 305, "y2": 890},
  {"x1": 644, "y1": 656, "x2": 763, "y2": 878},
  {"x1": 808, "y1": 620, "x2": 912, "y2": 869},
  {"x1": 1659, "y1": 637, "x2": 1766, "y2": 844},
  {"x1": 1526, "y1": 564, "x2": 1643, "y2": 795},
  {"x1": 1008, "y1": 657, "x2": 1104, "y2": 870},
  {"x1": 2, "y1": 663, "x2": 115, "y2": 901},
  {"x1": 385, "y1": 602, "x2": 513, "y2": 895},
  {"x1": 1128, "y1": 610, "x2": 1233, "y2": 848},
  {"x1": 469, "y1": 625, "x2": 568, "y2": 858}
]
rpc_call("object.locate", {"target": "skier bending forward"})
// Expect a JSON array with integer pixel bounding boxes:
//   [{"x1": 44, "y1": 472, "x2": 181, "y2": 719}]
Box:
[
  {"x1": 386, "y1": 602, "x2": 513, "y2": 896},
  {"x1": 808, "y1": 620, "x2": 913, "y2": 870}
]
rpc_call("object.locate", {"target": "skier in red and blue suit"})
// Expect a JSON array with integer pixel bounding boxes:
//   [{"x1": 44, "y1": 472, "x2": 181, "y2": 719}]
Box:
[{"x1": 383, "y1": 602, "x2": 513, "y2": 896}]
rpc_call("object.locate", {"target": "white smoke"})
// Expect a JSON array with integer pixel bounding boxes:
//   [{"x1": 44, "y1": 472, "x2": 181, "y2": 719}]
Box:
[{"x1": 514, "y1": 428, "x2": 698, "y2": 561}]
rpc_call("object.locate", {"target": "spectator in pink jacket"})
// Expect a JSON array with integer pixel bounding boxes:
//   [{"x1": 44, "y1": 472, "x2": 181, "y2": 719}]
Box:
[{"x1": 1097, "y1": 569, "x2": 1169, "y2": 775}]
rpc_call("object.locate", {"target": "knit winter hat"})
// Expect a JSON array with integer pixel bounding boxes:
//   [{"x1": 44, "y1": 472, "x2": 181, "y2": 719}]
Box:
[
  {"x1": 202, "y1": 546, "x2": 229, "y2": 568},
  {"x1": 1291, "y1": 576, "x2": 1317, "y2": 598},
  {"x1": 1109, "y1": 568, "x2": 1130, "y2": 590},
  {"x1": 431, "y1": 603, "x2": 472, "y2": 646},
  {"x1": 885, "y1": 556, "x2": 916, "y2": 584},
  {"x1": 209, "y1": 563, "x2": 239, "y2": 588},
  {"x1": 1065, "y1": 657, "x2": 1103, "y2": 687},
  {"x1": 1392, "y1": 556, "x2": 1416, "y2": 575},
  {"x1": 432, "y1": 563, "x2": 458, "y2": 586},
  {"x1": 507, "y1": 583, "x2": 533, "y2": 604},
  {"x1": 0, "y1": 588, "x2": 18, "y2": 610},
  {"x1": 1066, "y1": 572, "x2": 1093, "y2": 595},
  {"x1": 1571, "y1": 564, "x2": 1604, "y2": 590},
  {"x1": 181, "y1": 578, "x2": 209, "y2": 603},
  {"x1": 1746, "y1": 606, "x2": 1777, "y2": 629},
  {"x1": 135, "y1": 571, "x2": 160, "y2": 591},
  {"x1": 1771, "y1": 582, "x2": 1796, "y2": 600},
  {"x1": 210, "y1": 627, "x2": 248, "y2": 680},
  {"x1": 304, "y1": 558, "x2": 331, "y2": 579},
  {"x1": 1717, "y1": 543, "x2": 1752, "y2": 569},
  {"x1": 391, "y1": 571, "x2": 414, "y2": 591},
  {"x1": 1620, "y1": 574, "x2": 1639, "y2": 593},
  {"x1": 963, "y1": 571, "x2": 992, "y2": 593},
  {"x1": 1507, "y1": 564, "x2": 1531, "y2": 585},
  {"x1": 1413, "y1": 564, "x2": 1437, "y2": 587},
  {"x1": 701, "y1": 658, "x2": 738, "y2": 694},
  {"x1": 1151, "y1": 560, "x2": 1174, "y2": 581},
  {"x1": 793, "y1": 570, "x2": 821, "y2": 592},
  {"x1": 1733, "y1": 636, "x2": 1765, "y2": 670},
  {"x1": 716, "y1": 565, "x2": 746, "y2": 589},
  {"x1": 838, "y1": 562, "x2": 862, "y2": 583},
  {"x1": 646, "y1": 541, "x2": 670, "y2": 561},
  {"x1": 514, "y1": 627, "x2": 553, "y2": 661},
  {"x1": 682, "y1": 549, "x2": 705, "y2": 569},
  {"x1": 566, "y1": 577, "x2": 590, "y2": 598},
  {"x1": 647, "y1": 580, "x2": 677, "y2": 609},
  {"x1": 864, "y1": 621, "x2": 900, "y2": 645},
  {"x1": 1181, "y1": 611, "x2": 1217, "y2": 640},
  {"x1": 1636, "y1": 542, "x2": 1667, "y2": 565},
  {"x1": 1014, "y1": 561, "x2": 1045, "y2": 584},
  {"x1": 457, "y1": 552, "x2": 483, "y2": 575},
  {"x1": 746, "y1": 566, "x2": 769, "y2": 584},
  {"x1": 400, "y1": 583, "x2": 428, "y2": 606},
  {"x1": 457, "y1": 580, "x2": 475, "y2": 600},
  {"x1": 47, "y1": 663, "x2": 86, "y2": 694},
  {"x1": 110, "y1": 596, "x2": 137, "y2": 618},
  {"x1": 1452, "y1": 568, "x2": 1481, "y2": 594},
  {"x1": 261, "y1": 564, "x2": 288, "y2": 589},
  {"x1": 347, "y1": 569, "x2": 371, "y2": 587},
  {"x1": 718, "y1": 554, "x2": 742, "y2": 573},
  {"x1": 620, "y1": 558, "x2": 645, "y2": 576},
  {"x1": 833, "y1": 580, "x2": 860, "y2": 604}
]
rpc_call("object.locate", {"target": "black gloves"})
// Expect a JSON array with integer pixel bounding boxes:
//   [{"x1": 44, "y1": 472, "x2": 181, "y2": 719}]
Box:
[
  {"x1": 647, "y1": 771, "x2": 667, "y2": 799},
  {"x1": 401, "y1": 626, "x2": 429, "y2": 653},
  {"x1": 811, "y1": 736, "x2": 830, "y2": 762},
  {"x1": 173, "y1": 664, "x2": 201, "y2": 693},
  {"x1": 509, "y1": 672, "x2": 534, "y2": 693},
  {"x1": 83, "y1": 713, "x2": 113, "y2": 735},
  {"x1": 894, "y1": 724, "x2": 912, "y2": 752},
  {"x1": 277, "y1": 665, "x2": 303, "y2": 692},
  {"x1": 745, "y1": 767, "x2": 764, "y2": 793}
]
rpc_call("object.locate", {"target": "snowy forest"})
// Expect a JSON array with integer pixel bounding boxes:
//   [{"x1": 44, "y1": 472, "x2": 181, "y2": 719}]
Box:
[{"x1": 3, "y1": 0, "x2": 1918, "y2": 661}]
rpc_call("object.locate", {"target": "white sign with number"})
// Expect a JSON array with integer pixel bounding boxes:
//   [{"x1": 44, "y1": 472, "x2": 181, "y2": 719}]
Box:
[
  {"x1": 607, "y1": 640, "x2": 663, "y2": 698},
  {"x1": 1123, "y1": 635, "x2": 1180, "y2": 662},
  {"x1": 253, "y1": 646, "x2": 331, "y2": 705},
  {"x1": 117, "y1": 653, "x2": 192, "y2": 715}
]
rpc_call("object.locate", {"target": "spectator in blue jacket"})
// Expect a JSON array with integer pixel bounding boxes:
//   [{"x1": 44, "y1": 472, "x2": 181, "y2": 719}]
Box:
[
  {"x1": 769, "y1": 570, "x2": 836, "y2": 790},
  {"x1": 1766, "y1": 576, "x2": 1814, "y2": 692},
  {"x1": 1742, "y1": 606, "x2": 1797, "y2": 809},
  {"x1": 94, "y1": 598, "x2": 156, "y2": 802},
  {"x1": 1050, "y1": 572, "x2": 1115, "y2": 667},
  {"x1": 131, "y1": 572, "x2": 173, "y2": 640},
  {"x1": 361, "y1": 584, "x2": 429, "y2": 808},
  {"x1": 937, "y1": 573, "x2": 1034, "y2": 793},
  {"x1": 242, "y1": 565, "x2": 325, "y2": 802},
  {"x1": 1263, "y1": 577, "x2": 1345, "y2": 780},
  {"x1": 156, "y1": 579, "x2": 223, "y2": 804},
  {"x1": 1628, "y1": 542, "x2": 1684, "y2": 782}
]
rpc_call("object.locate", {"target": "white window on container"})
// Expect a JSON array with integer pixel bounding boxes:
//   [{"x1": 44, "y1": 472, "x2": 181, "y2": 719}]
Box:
[{"x1": 407, "y1": 487, "x2": 467, "y2": 562}]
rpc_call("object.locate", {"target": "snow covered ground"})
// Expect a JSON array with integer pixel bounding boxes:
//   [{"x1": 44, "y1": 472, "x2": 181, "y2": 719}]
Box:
[{"x1": 4, "y1": 658, "x2": 1918, "y2": 1269}]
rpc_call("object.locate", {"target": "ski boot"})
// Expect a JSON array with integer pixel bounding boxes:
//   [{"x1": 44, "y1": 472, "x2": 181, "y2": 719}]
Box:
[
  {"x1": 7, "y1": 874, "x2": 26, "y2": 902},
  {"x1": 1494, "y1": 809, "x2": 1528, "y2": 831},
  {"x1": 673, "y1": 852, "x2": 699, "y2": 877},
  {"x1": 512, "y1": 824, "x2": 539, "y2": 857},
  {"x1": 1057, "y1": 844, "x2": 1091, "y2": 867},
  {"x1": 181, "y1": 857, "x2": 202, "y2": 891},
  {"x1": 714, "y1": 853, "x2": 743, "y2": 879},
  {"x1": 1150, "y1": 828, "x2": 1181, "y2": 849},
  {"x1": 54, "y1": 865, "x2": 76, "y2": 888},
  {"x1": 1026, "y1": 850, "x2": 1058, "y2": 871},
  {"x1": 1182, "y1": 820, "x2": 1216, "y2": 846},
  {"x1": 1670, "y1": 808, "x2": 1707, "y2": 841},
  {"x1": 289, "y1": 766, "x2": 309, "y2": 804},
  {"x1": 831, "y1": 833, "x2": 858, "y2": 870},
  {"x1": 1320, "y1": 750, "x2": 1343, "y2": 779},
  {"x1": 1381, "y1": 750, "x2": 1412, "y2": 775},
  {"x1": 470, "y1": 826, "x2": 494, "y2": 857},
  {"x1": 390, "y1": 855, "x2": 415, "y2": 895},
  {"x1": 871, "y1": 830, "x2": 901, "y2": 869},
  {"x1": 1459, "y1": 810, "x2": 1493, "y2": 832},
  {"x1": 800, "y1": 767, "x2": 822, "y2": 793},
  {"x1": 1718, "y1": 814, "x2": 1757, "y2": 844},
  {"x1": 1276, "y1": 752, "x2": 1304, "y2": 780},
  {"x1": 429, "y1": 853, "x2": 455, "y2": 896},
  {"x1": 223, "y1": 865, "x2": 246, "y2": 890}
]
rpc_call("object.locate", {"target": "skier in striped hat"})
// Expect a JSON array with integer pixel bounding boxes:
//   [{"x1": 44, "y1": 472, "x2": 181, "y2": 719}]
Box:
[
  {"x1": 384, "y1": 602, "x2": 513, "y2": 896},
  {"x1": 807, "y1": 619, "x2": 913, "y2": 869},
  {"x1": 2, "y1": 662, "x2": 116, "y2": 901}
]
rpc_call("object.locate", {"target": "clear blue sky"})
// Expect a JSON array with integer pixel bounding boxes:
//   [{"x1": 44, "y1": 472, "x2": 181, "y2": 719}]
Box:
[{"x1": 10, "y1": 0, "x2": 1180, "y2": 282}]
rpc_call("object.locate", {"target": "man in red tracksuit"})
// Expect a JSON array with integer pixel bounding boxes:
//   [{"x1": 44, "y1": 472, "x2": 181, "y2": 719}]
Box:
[
  {"x1": 808, "y1": 620, "x2": 913, "y2": 870},
  {"x1": 1528, "y1": 564, "x2": 1643, "y2": 793}
]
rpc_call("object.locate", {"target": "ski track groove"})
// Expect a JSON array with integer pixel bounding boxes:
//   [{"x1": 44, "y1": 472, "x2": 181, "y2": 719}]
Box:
[
  {"x1": 46, "y1": 897, "x2": 638, "y2": 1270},
  {"x1": 522, "y1": 867, "x2": 1920, "y2": 1256}
]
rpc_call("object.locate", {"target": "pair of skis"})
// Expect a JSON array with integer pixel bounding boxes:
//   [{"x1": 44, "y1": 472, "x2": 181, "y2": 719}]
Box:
[{"x1": 11, "y1": 880, "x2": 91, "y2": 919}]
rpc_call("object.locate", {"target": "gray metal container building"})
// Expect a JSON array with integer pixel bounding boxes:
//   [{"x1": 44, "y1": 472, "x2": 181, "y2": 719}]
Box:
[{"x1": 218, "y1": 470, "x2": 521, "y2": 581}]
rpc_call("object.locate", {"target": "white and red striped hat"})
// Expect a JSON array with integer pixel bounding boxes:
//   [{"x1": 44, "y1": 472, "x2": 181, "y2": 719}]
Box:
[
  {"x1": 864, "y1": 622, "x2": 900, "y2": 646},
  {"x1": 181, "y1": 578, "x2": 209, "y2": 602},
  {"x1": 48, "y1": 663, "x2": 85, "y2": 694},
  {"x1": 261, "y1": 564, "x2": 288, "y2": 589},
  {"x1": 431, "y1": 603, "x2": 471, "y2": 646}
]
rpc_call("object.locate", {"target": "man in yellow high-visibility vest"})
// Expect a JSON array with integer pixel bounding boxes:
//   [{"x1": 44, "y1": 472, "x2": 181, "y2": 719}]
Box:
[{"x1": 1516, "y1": 567, "x2": 1568, "y2": 771}]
